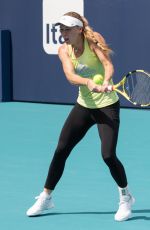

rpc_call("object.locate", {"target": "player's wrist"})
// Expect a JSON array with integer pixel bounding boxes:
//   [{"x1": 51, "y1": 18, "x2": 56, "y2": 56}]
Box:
[
  {"x1": 103, "y1": 80, "x2": 110, "y2": 85},
  {"x1": 86, "y1": 79, "x2": 91, "y2": 87}
]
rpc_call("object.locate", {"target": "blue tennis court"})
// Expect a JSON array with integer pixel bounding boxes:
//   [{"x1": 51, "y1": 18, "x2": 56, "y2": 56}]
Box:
[{"x1": 0, "y1": 102, "x2": 150, "y2": 230}]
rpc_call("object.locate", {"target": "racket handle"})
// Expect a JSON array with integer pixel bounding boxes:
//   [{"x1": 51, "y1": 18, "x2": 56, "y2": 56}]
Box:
[{"x1": 107, "y1": 85, "x2": 114, "y2": 91}]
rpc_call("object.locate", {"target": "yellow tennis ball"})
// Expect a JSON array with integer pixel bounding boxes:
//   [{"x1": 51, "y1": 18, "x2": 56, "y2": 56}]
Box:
[{"x1": 93, "y1": 74, "x2": 104, "y2": 85}]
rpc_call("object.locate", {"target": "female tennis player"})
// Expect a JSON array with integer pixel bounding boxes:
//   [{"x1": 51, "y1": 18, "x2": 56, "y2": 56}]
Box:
[{"x1": 26, "y1": 12, "x2": 135, "y2": 221}]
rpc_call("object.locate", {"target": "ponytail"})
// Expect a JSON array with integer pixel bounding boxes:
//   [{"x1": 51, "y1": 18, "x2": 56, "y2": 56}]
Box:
[
  {"x1": 82, "y1": 16, "x2": 113, "y2": 57},
  {"x1": 64, "y1": 12, "x2": 113, "y2": 58}
]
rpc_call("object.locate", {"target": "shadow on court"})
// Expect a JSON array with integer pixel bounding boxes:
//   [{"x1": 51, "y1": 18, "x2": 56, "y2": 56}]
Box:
[
  {"x1": 30, "y1": 209, "x2": 150, "y2": 221},
  {"x1": 30, "y1": 211, "x2": 115, "y2": 217},
  {"x1": 129, "y1": 209, "x2": 150, "y2": 221}
]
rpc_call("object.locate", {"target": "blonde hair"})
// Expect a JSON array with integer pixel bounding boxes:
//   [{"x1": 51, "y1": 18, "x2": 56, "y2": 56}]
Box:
[{"x1": 64, "y1": 12, "x2": 113, "y2": 58}]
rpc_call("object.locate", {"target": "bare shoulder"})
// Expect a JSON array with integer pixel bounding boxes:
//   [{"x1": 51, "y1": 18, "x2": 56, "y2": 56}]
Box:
[{"x1": 58, "y1": 44, "x2": 68, "y2": 58}]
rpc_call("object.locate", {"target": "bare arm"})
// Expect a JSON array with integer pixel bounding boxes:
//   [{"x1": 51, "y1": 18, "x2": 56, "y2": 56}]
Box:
[
  {"x1": 58, "y1": 44, "x2": 102, "y2": 92},
  {"x1": 58, "y1": 45, "x2": 88, "y2": 86},
  {"x1": 92, "y1": 44, "x2": 114, "y2": 85}
]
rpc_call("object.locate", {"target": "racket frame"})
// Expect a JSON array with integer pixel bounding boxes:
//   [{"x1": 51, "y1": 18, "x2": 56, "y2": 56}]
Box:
[{"x1": 113, "y1": 70, "x2": 150, "y2": 107}]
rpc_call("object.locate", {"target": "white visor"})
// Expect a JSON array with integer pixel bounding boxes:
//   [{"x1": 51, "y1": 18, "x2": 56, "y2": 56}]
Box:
[{"x1": 55, "y1": 15, "x2": 83, "y2": 27}]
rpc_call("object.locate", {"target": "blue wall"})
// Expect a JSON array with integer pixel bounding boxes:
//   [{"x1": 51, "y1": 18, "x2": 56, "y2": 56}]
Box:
[{"x1": 0, "y1": 0, "x2": 150, "y2": 107}]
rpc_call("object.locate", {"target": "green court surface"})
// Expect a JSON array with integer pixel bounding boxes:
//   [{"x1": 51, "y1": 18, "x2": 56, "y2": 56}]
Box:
[{"x1": 0, "y1": 102, "x2": 150, "y2": 230}]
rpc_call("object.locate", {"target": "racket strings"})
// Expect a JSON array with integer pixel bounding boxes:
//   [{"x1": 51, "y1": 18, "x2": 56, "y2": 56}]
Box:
[{"x1": 124, "y1": 72, "x2": 150, "y2": 106}]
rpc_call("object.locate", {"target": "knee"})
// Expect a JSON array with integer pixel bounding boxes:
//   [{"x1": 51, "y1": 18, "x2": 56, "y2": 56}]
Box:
[
  {"x1": 54, "y1": 141, "x2": 70, "y2": 160},
  {"x1": 56, "y1": 141, "x2": 67, "y2": 152},
  {"x1": 102, "y1": 154, "x2": 117, "y2": 167}
]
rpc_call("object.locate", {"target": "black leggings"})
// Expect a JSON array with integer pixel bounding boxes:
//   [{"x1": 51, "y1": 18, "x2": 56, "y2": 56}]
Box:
[{"x1": 45, "y1": 101, "x2": 127, "y2": 190}]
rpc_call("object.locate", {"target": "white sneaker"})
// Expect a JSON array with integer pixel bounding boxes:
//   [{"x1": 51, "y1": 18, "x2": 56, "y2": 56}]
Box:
[
  {"x1": 115, "y1": 194, "x2": 135, "y2": 221},
  {"x1": 26, "y1": 192, "x2": 54, "y2": 216}
]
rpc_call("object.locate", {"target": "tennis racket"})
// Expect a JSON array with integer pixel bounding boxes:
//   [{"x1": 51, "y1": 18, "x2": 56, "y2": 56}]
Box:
[{"x1": 107, "y1": 70, "x2": 150, "y2": 107}]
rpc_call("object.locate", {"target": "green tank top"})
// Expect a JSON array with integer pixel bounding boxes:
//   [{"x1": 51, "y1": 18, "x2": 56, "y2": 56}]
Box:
[{"x1": 68, "y1": 39, "x2": 119, "y2": 108}]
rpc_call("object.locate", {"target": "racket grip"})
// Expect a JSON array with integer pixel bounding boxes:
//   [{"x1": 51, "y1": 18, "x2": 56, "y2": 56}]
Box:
[{"x1": 107, "y1": 85, "x2": 113, "y2": 91}]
